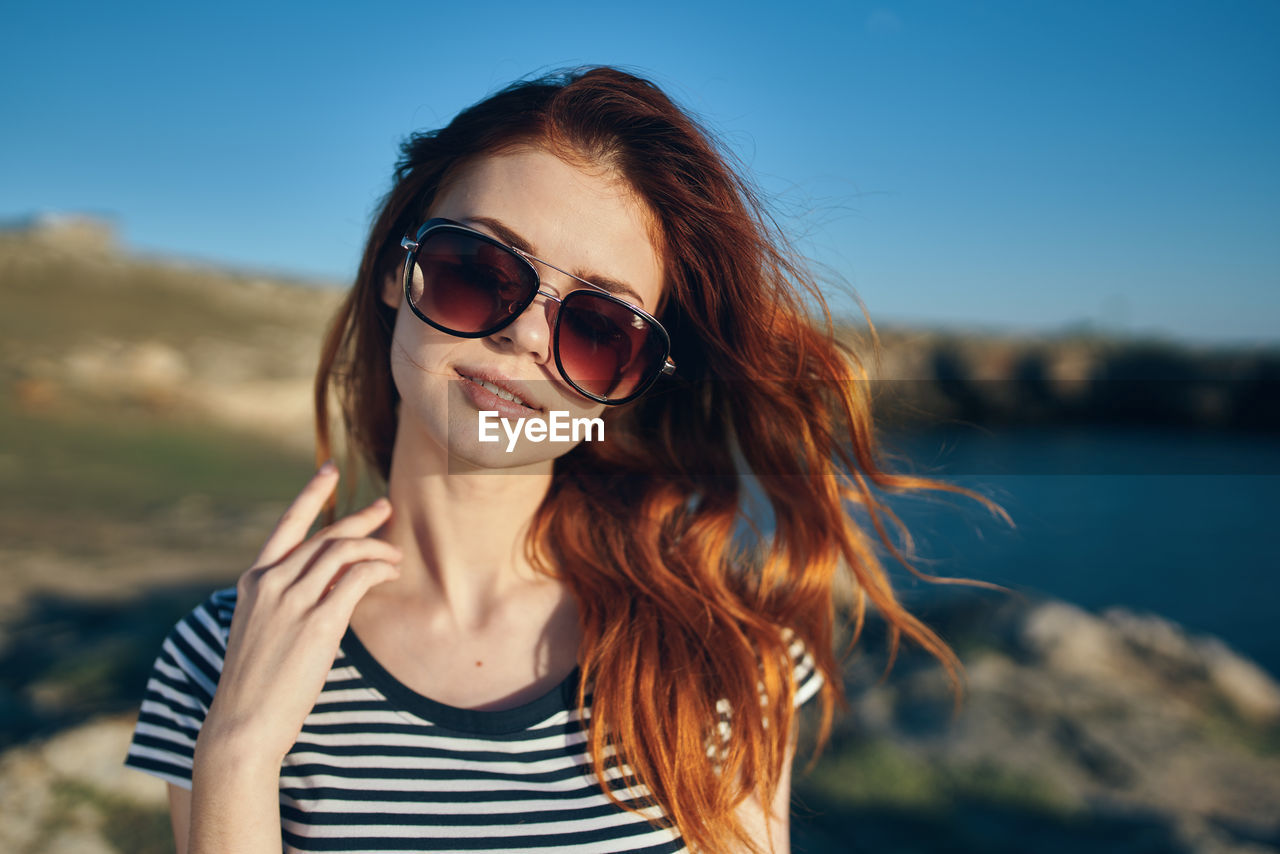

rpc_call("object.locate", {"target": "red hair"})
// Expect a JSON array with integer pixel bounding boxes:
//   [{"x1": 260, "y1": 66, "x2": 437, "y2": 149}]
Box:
[{"x1": 314, "y1": 66, "x2": 1010, "y2": 854}]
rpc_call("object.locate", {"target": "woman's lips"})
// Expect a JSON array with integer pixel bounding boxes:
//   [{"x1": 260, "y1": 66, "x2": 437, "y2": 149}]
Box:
[{"x1": 456, "y1": 372, "x2": 543, "y2": 419}]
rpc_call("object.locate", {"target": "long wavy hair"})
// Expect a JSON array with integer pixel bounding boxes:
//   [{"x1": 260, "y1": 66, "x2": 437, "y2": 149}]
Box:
[{"x1": 314, "y1": 66, "x2": 1010, "y2": 854}]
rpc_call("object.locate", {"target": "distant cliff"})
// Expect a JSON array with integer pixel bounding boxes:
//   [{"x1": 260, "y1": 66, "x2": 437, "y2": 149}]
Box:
[{"x1": 842, "y1": 324, "x2": 1280, "y2": 433}]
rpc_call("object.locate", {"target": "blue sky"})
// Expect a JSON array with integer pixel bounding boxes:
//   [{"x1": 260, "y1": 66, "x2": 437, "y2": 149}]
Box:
[{"x1": 4, "y1": 0, "x2": 1277, "y2": 345}]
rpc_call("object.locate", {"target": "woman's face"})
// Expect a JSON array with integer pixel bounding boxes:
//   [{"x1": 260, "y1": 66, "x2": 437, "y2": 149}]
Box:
[{"x1": 381, "y1": 146, "x2": 666, "y2": 472}]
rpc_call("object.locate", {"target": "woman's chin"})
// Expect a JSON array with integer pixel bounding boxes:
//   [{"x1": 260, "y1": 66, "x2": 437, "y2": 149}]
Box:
[{"x1": 442, "y1": 408, "x2": 591, "y2": 473}]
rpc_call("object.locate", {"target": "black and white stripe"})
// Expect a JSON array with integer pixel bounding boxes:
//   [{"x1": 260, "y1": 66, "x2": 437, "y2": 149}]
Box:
[{"x1": 125, "y1": 586, "x2": 823, "y2": 853}]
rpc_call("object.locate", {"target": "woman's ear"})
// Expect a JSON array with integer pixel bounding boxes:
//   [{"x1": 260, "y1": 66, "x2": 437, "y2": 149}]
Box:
[{"x1": 380, "y1": 265, "x2": 403, "y2": 310}]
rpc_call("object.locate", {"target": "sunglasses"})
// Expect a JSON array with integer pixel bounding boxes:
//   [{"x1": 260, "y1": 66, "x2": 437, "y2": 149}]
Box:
[{"x1": 400, "y1": 218, "x2": 675, "y2": 405}]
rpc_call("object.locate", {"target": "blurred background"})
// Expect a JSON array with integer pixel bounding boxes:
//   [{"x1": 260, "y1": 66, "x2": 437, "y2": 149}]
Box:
[{"x1": 1, "y1": 1, "x2": 1277, "y2": 852}]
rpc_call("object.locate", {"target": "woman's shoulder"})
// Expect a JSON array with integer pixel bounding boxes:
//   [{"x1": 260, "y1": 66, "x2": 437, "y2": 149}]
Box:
[
  {"x1": 202, "y1": 583, "x2": 239, "y2": 621},
  {"x1": 718, "y1": 624, "x2": 826, "y2": 710},
  {"x1": 122, "y1": 584, "x2": 239, "y2": 788},
  {"x1": 158, "y1": 584, "x2": 239, "y2": 671},
  {"x1": 186, "y1": 583, "x2": 238, "y2": 638}
]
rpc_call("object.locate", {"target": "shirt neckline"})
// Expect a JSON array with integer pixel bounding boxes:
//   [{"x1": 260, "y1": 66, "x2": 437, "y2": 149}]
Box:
[{"x1": 339, "y1": 624, "x2": 582, "y2": 735}]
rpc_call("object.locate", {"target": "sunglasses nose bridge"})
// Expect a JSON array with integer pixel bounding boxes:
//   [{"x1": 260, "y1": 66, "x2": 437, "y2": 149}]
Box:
[
  {"x1": 522, "y1": 251, "x2": 588, "y2": 302},
  {"x1": 504, "y1": 288, "x2": 560, "y2": 322},
  {"x1": 533, "y1": 289, "x2": 564, "y2": 327}
]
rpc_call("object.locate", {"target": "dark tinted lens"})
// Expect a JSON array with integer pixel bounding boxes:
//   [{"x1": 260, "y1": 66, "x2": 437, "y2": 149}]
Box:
[
  {"x1": 556, "y1": 291, "x2": 667, "y2": 401},
  {"x1": 410, "y1": 230, "x2": 536, "y2": 333}
]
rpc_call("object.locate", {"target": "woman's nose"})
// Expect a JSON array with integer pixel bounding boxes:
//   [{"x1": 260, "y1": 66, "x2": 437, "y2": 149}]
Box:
[{"x1": 492, "y1": 290, "x2": 557, "y2": 364}]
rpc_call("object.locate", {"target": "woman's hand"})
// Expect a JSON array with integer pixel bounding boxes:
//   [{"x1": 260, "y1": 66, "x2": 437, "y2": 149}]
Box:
[{"x1": 196, "y1": 462, "x2": 402, "y2": 766}]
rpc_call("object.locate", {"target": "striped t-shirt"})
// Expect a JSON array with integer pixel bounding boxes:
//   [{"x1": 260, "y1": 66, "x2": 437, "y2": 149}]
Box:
[{"x1": 124, "y1": 585, "x2": 824, "y2": 853}]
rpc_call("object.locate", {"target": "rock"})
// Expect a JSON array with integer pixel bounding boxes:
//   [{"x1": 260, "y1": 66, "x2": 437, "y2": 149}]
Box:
[
  {"x1": 0, "y1": 748, "x2": 55, "y2": 851},
  {"x1": 7, "y1": 213, "x2": 119, "y2": 255},
  {"x1": 40, "y1": 827, "x2": 117, "y2": 854},
  {"x1": 1103, "y1": 607, "x2": 1205, "y2": 670},
  {"x1": 1020, "y1": 600, "x2": 1133, "y2": 681},
  {"x1": 1198, "y1": 635, "x2": 1280, "y2": 725},
  {"x1": 0, "y1": 712, "x2": 169, "y2": 854},
  {"x1": 63, "y1": 340, "x2": 189, "y2": 391},
  {"x1": 1103, "y1": 607, "x2": 1280, "y2": 724},
  {"x1": 805, "y1": 591, "x2": 1280, "y2": 853},
  {"x1": 41, "y1": 713, "x2": 168, "y2": 806}
]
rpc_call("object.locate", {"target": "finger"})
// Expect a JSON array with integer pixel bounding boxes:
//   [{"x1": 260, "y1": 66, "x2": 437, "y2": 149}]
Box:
[
  {"x1": 294, "y1": 536, "x2": 404, "y2": 598},
  {"x1": 280, "y1": 498, "x2": 396, "y2": 577},
  {"x1": 255, "y1": 462, "x2": 340, "y2": 568},
  {"x1": 317, "y1": 559, "x2": 401, "y2": 613}
]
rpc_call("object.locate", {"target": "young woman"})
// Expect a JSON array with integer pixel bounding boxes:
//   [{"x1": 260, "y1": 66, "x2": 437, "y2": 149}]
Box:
[{"x1": 125, "y1": 66, "x2": 1005, "y2": 853}]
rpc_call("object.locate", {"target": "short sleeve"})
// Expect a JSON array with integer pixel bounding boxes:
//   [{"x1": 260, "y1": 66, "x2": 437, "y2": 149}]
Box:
[
  {"x1": 122, "y1": 585, "x2": 238, "y2": 789},
  {"x1": 707, "y1": 628, "x2": 826, "y2": 764},
  {"x1": 783, "y1": 627, "x2": 824, "y2": 710}
]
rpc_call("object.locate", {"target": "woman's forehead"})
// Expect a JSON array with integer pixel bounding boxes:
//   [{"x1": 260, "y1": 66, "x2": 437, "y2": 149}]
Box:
[{"x1": 428, "y1": 148, "x2": 666, "y2": 310}]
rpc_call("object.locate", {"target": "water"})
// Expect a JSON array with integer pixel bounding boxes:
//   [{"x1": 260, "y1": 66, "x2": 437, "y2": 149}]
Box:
[{"x1": 871, "y1": 426, "x2": 1280, "y2": 676}]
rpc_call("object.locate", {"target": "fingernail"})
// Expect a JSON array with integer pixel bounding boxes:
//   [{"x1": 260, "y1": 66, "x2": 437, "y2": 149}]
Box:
[{"x1": 318, "y1": 460, "x2": 336, "y2": 475}]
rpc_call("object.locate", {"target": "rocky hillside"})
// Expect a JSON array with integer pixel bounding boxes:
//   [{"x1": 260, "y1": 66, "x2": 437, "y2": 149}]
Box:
[
  {"x1": 793, "y1": 591, "x2": 1280, "y2": 853},
  {"x1": 1, "y1": 216, "x2": 343, "y2": 452}
]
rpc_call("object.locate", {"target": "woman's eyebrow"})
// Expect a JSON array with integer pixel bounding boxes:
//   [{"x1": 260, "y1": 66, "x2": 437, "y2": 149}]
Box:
[{"x1": 462, "y1": 215, "x2": 646, "y2": 307}]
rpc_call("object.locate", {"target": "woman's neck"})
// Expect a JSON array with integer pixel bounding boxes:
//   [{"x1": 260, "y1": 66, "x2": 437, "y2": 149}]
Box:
[{"x1": 371, "y1": 418, "x2": 559, "y2": 634}]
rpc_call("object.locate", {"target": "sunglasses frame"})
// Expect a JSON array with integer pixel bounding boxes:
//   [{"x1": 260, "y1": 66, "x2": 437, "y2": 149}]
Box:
[{"x1": 400, "y1": 217, "x2": 675, "y2": 405}]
